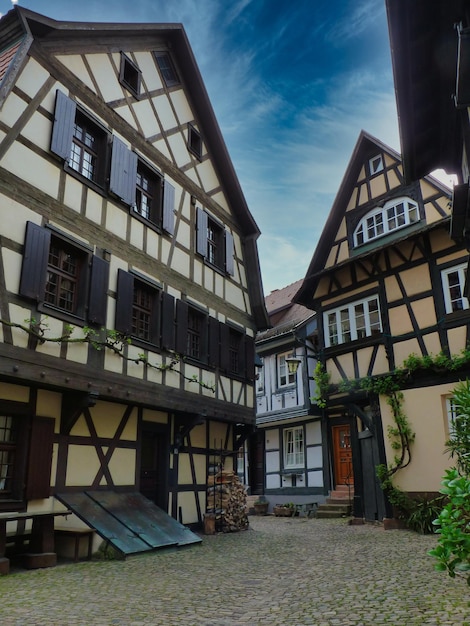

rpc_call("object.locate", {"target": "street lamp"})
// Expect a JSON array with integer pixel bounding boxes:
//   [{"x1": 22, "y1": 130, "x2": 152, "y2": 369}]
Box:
[{"x1": 285, "y1": 356, "x2": 302, "y2": 375}]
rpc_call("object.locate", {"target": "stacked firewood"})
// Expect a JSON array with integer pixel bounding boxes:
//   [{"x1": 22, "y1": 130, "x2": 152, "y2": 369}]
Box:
[{"x1": 206, "y1": 470, "x2": 249, "y2": 532}]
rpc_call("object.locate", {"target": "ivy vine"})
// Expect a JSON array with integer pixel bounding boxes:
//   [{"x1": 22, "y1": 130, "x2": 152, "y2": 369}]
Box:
[{"x1": 0, "y1": 316, "x2": 216, "y2": 392}]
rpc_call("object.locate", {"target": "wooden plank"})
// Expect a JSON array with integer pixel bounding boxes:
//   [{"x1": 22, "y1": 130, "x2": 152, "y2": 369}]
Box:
[
  {"x1": 55, "y1": 493, "x2": 150, "y2": 555},
  {"x1": 86, "y1": 491, "x2": 178, "y2": 549},
  {"x1": 87, "y1": 491, "x2": 201, "y2": 547}
]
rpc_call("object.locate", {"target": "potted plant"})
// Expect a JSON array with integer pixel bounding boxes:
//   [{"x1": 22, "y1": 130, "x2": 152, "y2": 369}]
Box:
[
  {"x1": 273, "y1": 503, "x2": 295, "y2": 517},
  {"x1": 253, "y1": 498, "x2": 269, "y2": 516}
]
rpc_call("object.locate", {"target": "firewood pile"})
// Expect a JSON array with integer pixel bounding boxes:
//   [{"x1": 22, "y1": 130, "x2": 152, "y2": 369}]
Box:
[{"x1": 206, "y1": 470, "x2": 249, "y2": 532}]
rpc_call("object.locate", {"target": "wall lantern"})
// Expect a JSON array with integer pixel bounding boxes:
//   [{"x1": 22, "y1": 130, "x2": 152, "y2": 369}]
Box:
[{"x1": 285, "y1": 356, "x2": 302, "y2": 375}]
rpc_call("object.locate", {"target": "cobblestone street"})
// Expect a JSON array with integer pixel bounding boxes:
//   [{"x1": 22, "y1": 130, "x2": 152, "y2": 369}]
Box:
[{"x1": 1, "y1": 516, "x2": 469, "y2": 625}]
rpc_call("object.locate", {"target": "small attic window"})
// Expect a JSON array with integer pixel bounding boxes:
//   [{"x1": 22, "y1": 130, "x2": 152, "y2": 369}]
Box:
[
  {"x1": 119, "y1": 53, "x2": 141, "y2": 97},
  {"x1": 154, "y1": 52, "x2": 180, "y2": 87},
  {"x1": 369, "y1": 154, "x2": 383, "y2": 175},
  {"x1": 188, "y1": 124, "x2": 202, "y2": 160}
]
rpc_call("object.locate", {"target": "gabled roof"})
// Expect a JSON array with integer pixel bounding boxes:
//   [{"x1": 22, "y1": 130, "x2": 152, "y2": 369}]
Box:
[
  {"x1": 257, "y1": 280, "x2": 315, "y2": 344},
  {"x1": 0, "y1": 7, "x2": 269, "y2": 329},
  {"x1": 386, "y1": 0, "x2": 465, "y2": 183},
  {"x1": 294, "y1": 131, "x2": 451, "y2": 307}
]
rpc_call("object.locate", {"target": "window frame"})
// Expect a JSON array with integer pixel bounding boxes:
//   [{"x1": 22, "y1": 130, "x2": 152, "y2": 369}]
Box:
[
  {"x1": 188, "y1": 124, "x2": 202, "y2": 160},
  {"x1": 134, "y1": 160, "x2": 164, "y2": 227},
  {"x1": 19, "y1": 222, "x2": 109, "y2": 327},
  {"x1": 441, "y1": 262, "x2": 469, "y2": 314},
  {"x1": 283, "y1": 426, "x2": 305, "y2": 469},
  {"x1": 154, "y1": 51, "x2": 180, "y2": 87},
  {"x1": 256, "y1": 358, "x2": 265, "y2": 395},
  {"x1": 119, "y1": 52, "x2": 141, "y2": 98},
  {"x1": 369, "y1": 154, "x2": 384, "y2": 175},
  {"x1": 175, "y1": 300, "x2": 209, "y2": 364},
  {"x1": 196, "y1": 207, "x2": 234, "y2": 275},
  {"x1": 277, "y1": 352, "x2": 297, "y2": 388},
  {"x1": 353, "y1": 196, "x2": 420, "y2": 247},
  {"x1": 324, "y1": 295, "x2": 382, "y2": 348}
]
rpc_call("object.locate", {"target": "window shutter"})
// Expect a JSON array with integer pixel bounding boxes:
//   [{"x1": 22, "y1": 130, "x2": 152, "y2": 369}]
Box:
[
  {"x1": 19, "y1": 221, "x2": 50, "y2": 301},
  {"x1": 225, "y1": 230, "x2": 234, "y2": 275},
  {"x1": 50, "y1": 90, "x2": 76, "y2": 160},
  {"x1": 162, "y1": 180, "x2": 175, "y2": 235},
  {"x1": 208, "y1": 317, "x2": 220, "y2": 367},
  {"x1": 196, "y1": 207, "x2": 208, "y2": 257},
  {"x1": 115, "y1": 269, "x2": 134, "y2": 335},
  {"x1": 88, "y1": 255, "x2": 109, "y2": 326},
  {"x1": 109, "y1": 137, "x2": 137, "y2": 206},
  {"x1": 25, "y1": 417, "x2": 54, "y2": 500},
  {"x1": 219, "y1": 323, "x2": 230, "y2": 373},
  {"x1": 244, "y1": 335, "x2": 254, "y2": 380},
  {"x1": 161, "y1": 292, "x2": 175, "y2": 350},
  {"x1": 175, "y1": 299, "x2": 188, "y2": 355},
  {"x1": 150, "y1": 290, "x2": 161, "y2": 347}
]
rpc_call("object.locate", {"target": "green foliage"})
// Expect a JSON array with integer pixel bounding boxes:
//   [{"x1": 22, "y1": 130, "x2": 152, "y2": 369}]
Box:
[
  {"x1": 429, "y1": 469, "x2": 470, "y2": 583},
  {"x1": 311, "y1": 361, "x2": 330, "y2": 408},
  {"x1": 446, "y1": 379, "x2": 470, "y2": 477},
  {"x1": 406, "y1": 495, "x2": 445, "y2": 535}
]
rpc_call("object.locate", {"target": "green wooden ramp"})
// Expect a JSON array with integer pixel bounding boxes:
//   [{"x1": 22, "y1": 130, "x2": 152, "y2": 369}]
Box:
[{"x1": 56, "y1": 491, "x2": 201, "y2": 556}]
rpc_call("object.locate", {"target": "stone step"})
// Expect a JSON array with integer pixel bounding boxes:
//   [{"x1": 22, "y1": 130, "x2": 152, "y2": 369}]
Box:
[
  {"x1": 316, "y1": 509, "x2": 350, "y2": 519},
  {"x1": 315, "y1": 502, "x2": 352, "y2": 519},
  {"x1": 326, "y1": 497, "x2": 353, "y2": 505}
]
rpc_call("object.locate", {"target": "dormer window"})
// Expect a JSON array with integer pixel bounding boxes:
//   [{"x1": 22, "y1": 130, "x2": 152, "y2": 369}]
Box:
[
  {"x1": 369, "y1": 154, "x2": 383, "y2": 175},
  {"x1": 353, "y1": 197, "x2": 420, "y2": 247},
  {"x1": 119, "y1": 53, "x2": 141, "y2": 97}
]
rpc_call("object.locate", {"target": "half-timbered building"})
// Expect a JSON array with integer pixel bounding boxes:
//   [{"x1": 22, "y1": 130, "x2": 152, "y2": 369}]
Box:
[
  {"x1": 253, "y1": 281, "x2": 323, "y2": 512},
  {"x1": 0, "y1": 6, "x2": 268, "y2": 566},
  {"x1": 295, "y1": 131, "x2": 462, "y2": 523}
]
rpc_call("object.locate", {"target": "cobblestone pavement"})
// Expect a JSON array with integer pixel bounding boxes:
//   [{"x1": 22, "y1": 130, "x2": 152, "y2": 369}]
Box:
[{"x1": 1, "y1": 516, "x2": 469, "y2": 625}]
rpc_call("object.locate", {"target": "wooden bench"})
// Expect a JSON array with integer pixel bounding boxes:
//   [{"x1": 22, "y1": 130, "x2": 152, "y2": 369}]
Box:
[
  {"x1": 0, "y1": 509, "x2": 71, "y2": 575},
  {"x1": 293, "y1": 502, "x2": 318, "y2": 518},
  {"x1": 55, "y1": 527, "x2": 94, "y2": 562}
]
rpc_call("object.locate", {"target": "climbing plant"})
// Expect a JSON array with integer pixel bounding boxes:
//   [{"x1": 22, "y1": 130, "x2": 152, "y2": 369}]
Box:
[{"x1": 0, "y1": 316, "x2": 216, "y2": 392}]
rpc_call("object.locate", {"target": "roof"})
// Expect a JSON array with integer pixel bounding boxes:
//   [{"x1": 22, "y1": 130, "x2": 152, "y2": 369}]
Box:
[
  {"x1": 386, "y1": 0, "x2": 466, "y2": 182},
  {"x1": 257, "y1": 280, "x2": 315, "y2": 343},
  {"x1": 294, "y1": 131, "x2": 452, "y2": 307},
  {"x1": 0, "y1": 7, "x2": 270, "y2": 329}
]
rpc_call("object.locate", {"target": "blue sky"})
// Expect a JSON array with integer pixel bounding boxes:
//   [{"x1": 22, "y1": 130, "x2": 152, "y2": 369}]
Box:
[{"x1": 3, "y1": 1, "x2": 407, "y2": 294}]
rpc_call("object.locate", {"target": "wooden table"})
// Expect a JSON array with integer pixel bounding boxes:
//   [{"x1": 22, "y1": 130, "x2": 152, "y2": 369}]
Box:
[{"x1": 0, "y1": 509, "x2": 70, "y2": 574}]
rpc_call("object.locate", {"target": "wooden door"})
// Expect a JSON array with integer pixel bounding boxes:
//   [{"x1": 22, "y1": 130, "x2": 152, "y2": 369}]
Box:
[
  {"x1": 249, "y1": 430, "x2": 265, "y2": 495},
  {"x1": 332, "y1": 424, "x2": 353, "y2": 486},
  {"x1": 140, "y1": 423, "x2": 168, "y2": 510}
]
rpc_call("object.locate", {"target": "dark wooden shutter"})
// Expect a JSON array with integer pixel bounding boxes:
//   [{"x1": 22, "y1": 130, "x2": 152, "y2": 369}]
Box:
[
  {"x1": 19, "y1": 221, "x2": 50, "y2": 301},
  {"x1": 225, "y1": 230, "x2": 234, "y2": 275},
  {"x1": 150, "y1": 290, "x2": 161, "y2": 347},
  {"x1": 50, "y1": 90, "x2": 76, "y2": 160},
  {"x1": 175, "y1": 299, "x2": 188, "y2": 355},
  {"x1": 109, "y1": 136, "x2": 137, "y2": 206},
  {"x1": 219, "y1": 323, "x2": 230, "y2": 373},
  {"x1": 115, "y1": 269, "x2": 134, "y2": 335},
  {"x1": 161, "y1": 292, "x2": 175, "y2": 350},
  {"x1": 25, "y1": 417, "x2": 54, "y2": 500},
  {"x1": 196, "y1": 207, "x2": 208, "y2": 257},
  {"x1": 162, "y1": 180, "x2": 175, "y2": 235},
  {"x1": 245, "y1": 335, "x2": 255, "y2": 381},
  {"x1": 237, "y1": 332, "x2": 246, "y2": 378},
  {"x1": 208, "y1": 317, "x2": 220, "y2": 367},
  {"x1": 88, "y1": 255, "x2": 109, "y2": 326}
]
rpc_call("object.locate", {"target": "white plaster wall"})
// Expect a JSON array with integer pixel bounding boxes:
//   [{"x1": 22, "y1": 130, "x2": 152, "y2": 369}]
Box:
[
  {"x1": 266, "y1": 450, "x2": 280, "y2": 472},
  {"x1": 307, "y1": 445, "x2": 323, "y2": 469}
]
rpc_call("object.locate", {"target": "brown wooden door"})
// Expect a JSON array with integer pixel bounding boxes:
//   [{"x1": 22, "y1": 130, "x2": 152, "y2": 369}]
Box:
[
  {"x1": 332, "y1": 424, "x2": 353, "y2": 486},
  {"x1": 249, "y1": 431, "x2": 264, "y2": 495}
]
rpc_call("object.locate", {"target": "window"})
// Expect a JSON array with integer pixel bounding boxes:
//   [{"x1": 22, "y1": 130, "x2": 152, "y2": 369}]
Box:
[
  {"x1": 188, "y1": 124, "x2": 202, "y2": 160},
  {"x1": 369, "y1": 154, "x2": 383, "y2": 175},
  {"x1": 154, "y1": 52, "x2": 179, "y2": 87},
  {"x1": 135, "y1": 161, "x2": 163, "y2": 225},
  {"x1": 228, "y1": 328, "x2": 243, "y2": 375},
  {"x1": 51, "y1": 91, "x2": 108, "y2": 189},
  {"x1": 442, "y1": 263, "x2": 469, "y2": 314},
  {"x1": 446, "y1": 397, "x2": 457, "y2": 436},
  {"x1": 256, "y1": 358, "x2": 265, "y2": 394},
  {"x1": 324, "y1": 295, "x2": 382, "y2": 347},
  {"x1": 353, "y1": 197, "x2": 420, "y2": 247},
  {"x1": 175, "y1": 300, "x2": 208, "y2": 363},
  {"x1": 0, "y1": 416, "x2": 16, "y2": 495},
  {"x1": 187, "y1": 307, "x2": 206, "y2": 360},
  {"x1": 119, "y1": 52, "x2": 141, "y2": 97},
  {"x1": 284, "y1": 426, "x2": 304, "y2": 469},
  {"x1": 19, "y1": 222, "x2": 109, "y2": 325},
  {"x1": 278, "y1": 353, "x2": 296, "y2": 388},
  {"x1": 196, "y1": 208, "x2": 234, "y2": 275},
  {"x1": 115, "y1": 270, "x2": 161, "y2": 346}
]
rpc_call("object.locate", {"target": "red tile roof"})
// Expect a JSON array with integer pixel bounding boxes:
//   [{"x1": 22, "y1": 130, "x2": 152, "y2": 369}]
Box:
[{"x1": 0, "y1": 39, "x2": 21, "y2": 84}]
